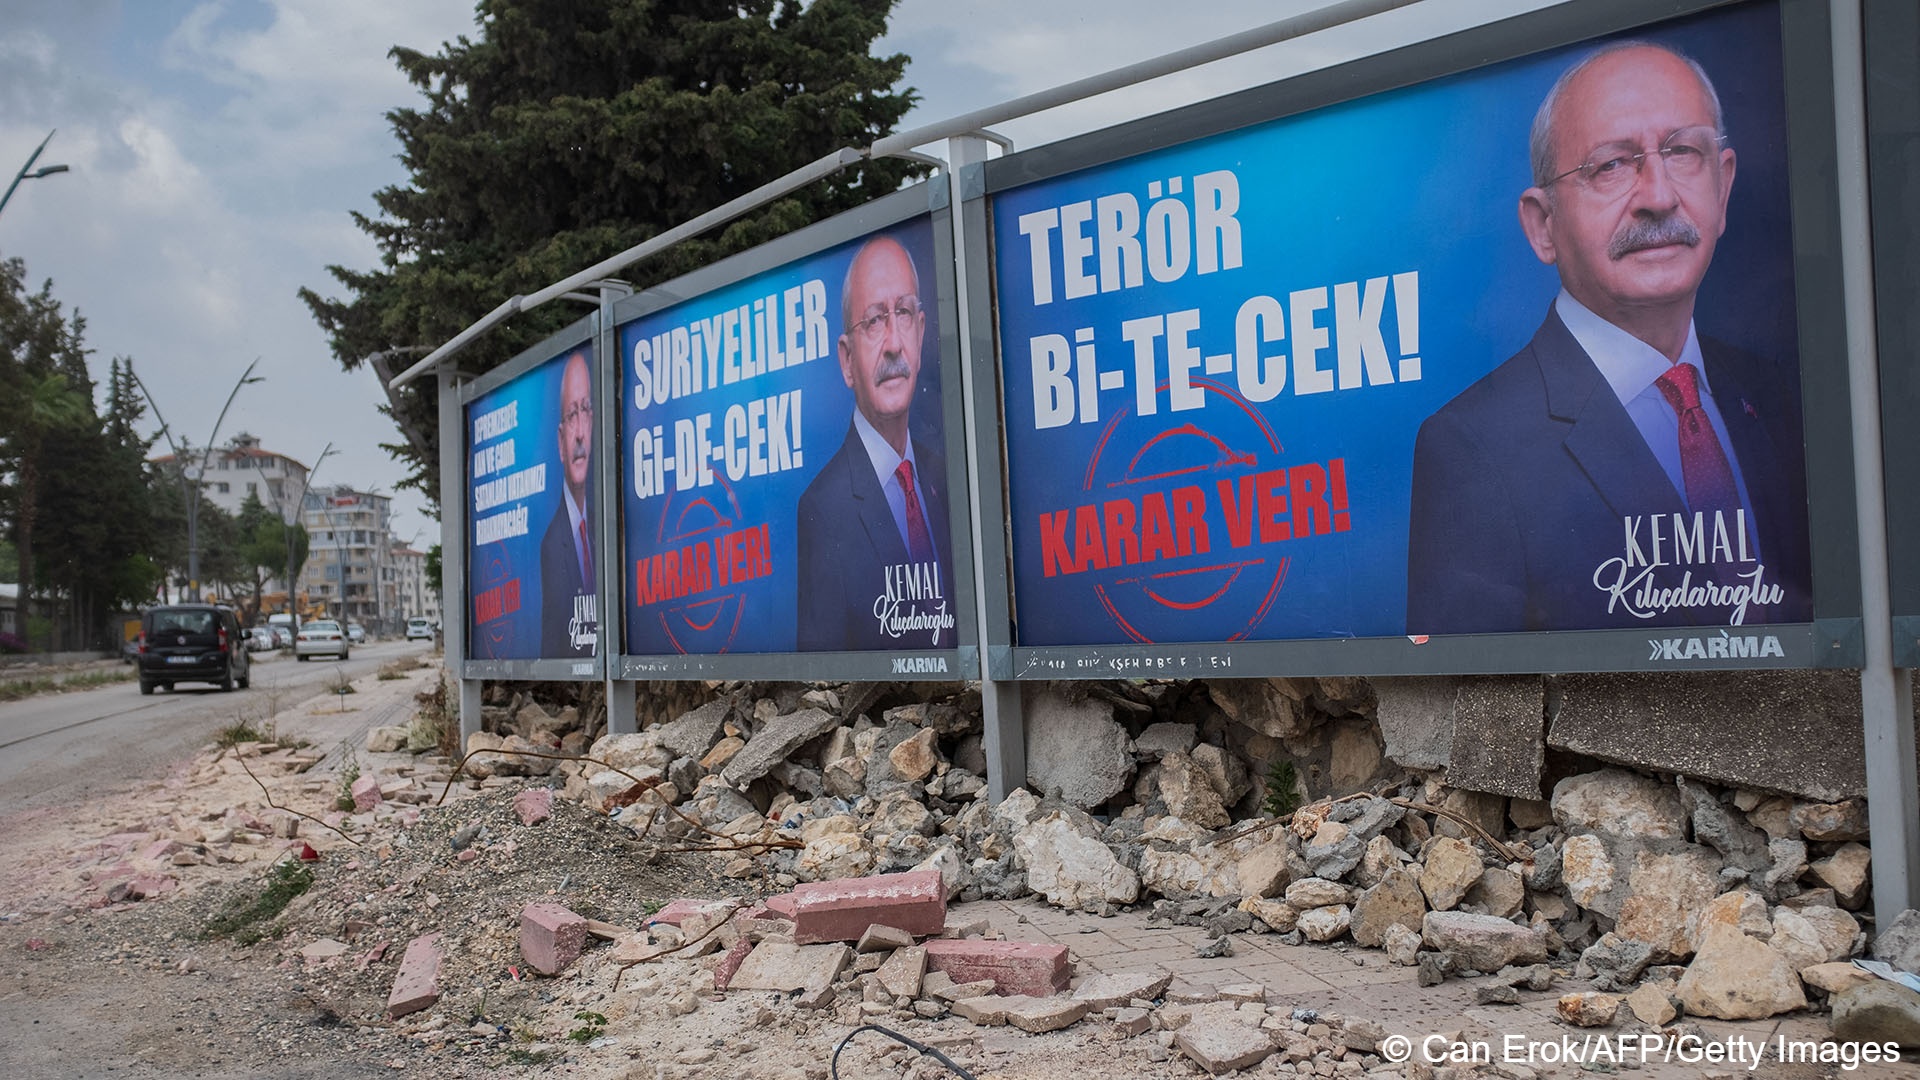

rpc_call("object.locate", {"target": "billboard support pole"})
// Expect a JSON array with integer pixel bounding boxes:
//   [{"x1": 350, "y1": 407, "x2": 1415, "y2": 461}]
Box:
[
  {"x1": 1833, "y1": 0, "x2": 1920, "y2": 922},
  {"x1": 595, "y1": 287, "x2": 637, "y2": 735},
  {"x1": 438, "y1": 368, "x2": 484, "y2": 742},
  {"x1": 948, "y1": 133, "x2": 1025, "y2": 802}
]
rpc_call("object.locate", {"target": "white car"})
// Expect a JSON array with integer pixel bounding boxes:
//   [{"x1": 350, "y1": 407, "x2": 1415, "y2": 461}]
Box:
[
  {"x1": 245, "y1": 627, "x2": 277, "y2": 652},
  {"x1": 295, "y1": 619, "x2": 350, "y2": 661},
  {"x1": 405, "y1": 617, "x2": 435, "y2": 641},
  {"x1": 346, "y1": 622, "x2": 367, "y2": 644}
]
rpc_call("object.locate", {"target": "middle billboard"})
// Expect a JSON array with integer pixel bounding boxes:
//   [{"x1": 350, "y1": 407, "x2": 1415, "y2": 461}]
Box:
[{"x1": 616, "y1": 190, "x2": 976, "y2": 678}]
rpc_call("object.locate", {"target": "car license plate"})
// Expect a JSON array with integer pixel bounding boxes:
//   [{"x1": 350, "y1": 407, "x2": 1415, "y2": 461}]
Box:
[{"x1": 168, "y1": 655, "x2": 197, "y2": 664}]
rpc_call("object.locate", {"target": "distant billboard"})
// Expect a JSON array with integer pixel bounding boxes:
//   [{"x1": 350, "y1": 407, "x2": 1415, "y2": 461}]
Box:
[{"x1": 464, "y1": 338, "x2": 601, "y2": 662}]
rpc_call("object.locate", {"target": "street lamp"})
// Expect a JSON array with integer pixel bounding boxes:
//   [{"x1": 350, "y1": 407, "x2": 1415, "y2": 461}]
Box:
[
  {"x1": 264, "y1": 442, "x2": 333, "y2": 628},
  {"x1": 132, "y1": 358, "x2": 266, "y2": 602},
  {"x1": 0, "y1": 130, "x2": 71, "y2": 219}
]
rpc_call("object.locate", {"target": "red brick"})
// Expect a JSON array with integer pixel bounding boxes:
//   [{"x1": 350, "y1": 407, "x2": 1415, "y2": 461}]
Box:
[
  {"x1": 648, "y1": 898, "x2": 707, "y2": 927},
  {"x1": 921, "y1": 939, "x2": 1070, "y2": 997},
  {"x1": 519, "y1": 903, "x2": 587, "y2": 975},
  {"x1": 512, "y1": 788, "x2": 553, "y2": 826},
  {"x1": 386, "y1": 933, "x2": 443, "y2": 1018},
  {"x1": 712, "y1": 935, "x2": 755, "y2": 992},
  {"x1": 763, "y1": 893, "x2": 798, "y2": 919},
  {"x1": 791, "y1": 870, "x2": 945, "y2": 945}
]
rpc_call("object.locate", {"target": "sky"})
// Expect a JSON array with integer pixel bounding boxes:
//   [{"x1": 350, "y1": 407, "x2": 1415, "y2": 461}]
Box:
[{"x1": 0, "y1": 0, "x2": 1553, "y2": 550}]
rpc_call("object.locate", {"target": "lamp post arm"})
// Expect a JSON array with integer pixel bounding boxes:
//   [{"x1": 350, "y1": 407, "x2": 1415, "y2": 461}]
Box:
[{"x1": 0, "y1": 130, "x2": 54, "y2": 219}]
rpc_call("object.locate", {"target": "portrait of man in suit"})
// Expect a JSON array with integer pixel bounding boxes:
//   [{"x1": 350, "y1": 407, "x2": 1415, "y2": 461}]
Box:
[
  {"x1": 540, "y1": 348, "x2": 597, "y2": 656},
  {"x1": 1407, "y1": 41, "x2": 1810, "y2": 633},
  {"x1": 795, "y1": 234, "x2": 957, "y2": 651}
]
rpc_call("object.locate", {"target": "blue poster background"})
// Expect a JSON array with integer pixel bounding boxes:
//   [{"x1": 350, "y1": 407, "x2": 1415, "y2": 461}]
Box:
[
  {"x1": 466, "y1": 342, "x2": 599, "y2": 660},
  {"x1": 994, "y1": 1, "x2": 1804, "y2": 648},
  {"x1": 619, "y1": 216, "x2": 949, "y2": 655}
]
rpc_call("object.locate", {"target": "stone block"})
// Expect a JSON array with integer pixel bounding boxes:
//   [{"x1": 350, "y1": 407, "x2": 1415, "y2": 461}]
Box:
[
  {"x1": 1829, "y1": 980, "x2": 1920, "y2": 1049},
  {"x1": 721, "y1": 707, "x2": 841, "y2": 788},
  {"x1": 1446, "y1": 676, "x2": 1546, "y2": 799},
  {"x1": 1675, "y1": 924, "x2": 1807, "y2": 1020},
  {"x1": 792, "y1": 870, "x2": 945, "y2": 945},
  {"x1": 712, "y1": 935, "x2": 755, "y2": 992},
  {"x1": 386, "y1": 933, "x2": 443, "y2": 1019},
  {"x1": 1372, "y1": 676, "x2": 1456, "y2": 769},
  {"x1": 350, "y1": 774, "x2": 383, "y2": 811},
  {"x1": 1547, "y1": 671, "x2": 1867, "y2": 801},
  {"x1": 923, "y1": 939, "x2": 1070, "y2": 997},
  {"x1": 1421, "y1": 911, "x2": 1548, "y2": 971},
  {"x1": 1003, "y1": 995, "x2": 1090, "y2": 1033},
  {"x1": 728, "y1": 941, "x2": 851, "y2": 993},
  {"x1": 1023, "y1": 685, "x2": 1133, "y2": 808},
  {"x1": 519, "y1": 903, "x2": 588, "y2": 976}
]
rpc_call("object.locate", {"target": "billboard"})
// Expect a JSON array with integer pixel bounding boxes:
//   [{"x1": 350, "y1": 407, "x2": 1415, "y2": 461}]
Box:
[
  {"x1": 465, "y1": 337, "x2": 602, "y2": 662},
  {"x1": 991, "y1": 0, "x2": 1821, "y2": 657},
  {"x1": 617, "y1": 202, "x2": 971, "y2": 674}
]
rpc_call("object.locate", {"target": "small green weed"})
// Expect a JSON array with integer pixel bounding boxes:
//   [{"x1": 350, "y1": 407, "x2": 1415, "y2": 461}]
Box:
[
  {"x1": 203, "y1": 860, "x2": 313, "y2": 942},
  {"x1": 567, "y1": 1011, "x2": 607, "y2": 1043},
  {"x1": 0, "y1": 669, "x2": 135, "y2": 702},
  {"x1": 505, "y1": 1048, "x2": 554, "y2": 1066},
  {"x1": 1263, "y1": 758, "x2": 1302, "y2": 819}
]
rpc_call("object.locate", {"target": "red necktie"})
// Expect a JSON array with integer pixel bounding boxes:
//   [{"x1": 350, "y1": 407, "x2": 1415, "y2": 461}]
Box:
[
  {"x1": 895, "y1": 460, "x2": 934, "y2": 563},
  {"x1": 1654, "y1": 363, "x2": 1739, "y2": 517},
  {"x1": 577, "y1": 519, "x2": 593, "y2": 590}
]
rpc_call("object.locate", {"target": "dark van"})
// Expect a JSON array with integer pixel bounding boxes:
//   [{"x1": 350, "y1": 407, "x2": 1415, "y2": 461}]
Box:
[{"x1": 137, "y1": 604, "x2": 251, "y2": 695}]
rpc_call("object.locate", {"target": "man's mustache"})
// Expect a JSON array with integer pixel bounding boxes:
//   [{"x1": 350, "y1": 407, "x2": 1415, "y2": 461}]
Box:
[
  {"x1": 1610, "y1": 213, "x2": 1700, "y2": 260},
  {"x1": 874, "y1": 356, "x2": 912, "y2": 383}
]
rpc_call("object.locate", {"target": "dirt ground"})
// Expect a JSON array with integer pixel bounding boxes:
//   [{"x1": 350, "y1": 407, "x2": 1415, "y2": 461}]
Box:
[{"x1": 0, "y1": 662, "x2": 1179, "y2": 1080}]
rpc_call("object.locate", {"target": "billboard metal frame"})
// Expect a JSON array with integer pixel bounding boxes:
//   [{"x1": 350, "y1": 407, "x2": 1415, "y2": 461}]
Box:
[{"x1": 963, "y1": 0, "x2": 1865, "y2": 679}]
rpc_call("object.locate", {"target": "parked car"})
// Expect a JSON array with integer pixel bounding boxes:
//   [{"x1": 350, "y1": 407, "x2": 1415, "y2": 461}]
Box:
[
  {"x1": 269, "y1": 625, "x2": 294, "y2": 648},
  {"x1": 137, "y1": 603, "x2": 250, "y2": 694},
  {"x1": 346, "y1": 622, "x2": 367, "y2": 644},
  {"x1": 295, "y1": 619, "x2": 350, "y2": 661},
  {"x1": 405, "y1": 617, "x2": 435, "y2": 641},
  {"x1": 246, "y1": 627, "x2": 276, "y2": 652}
]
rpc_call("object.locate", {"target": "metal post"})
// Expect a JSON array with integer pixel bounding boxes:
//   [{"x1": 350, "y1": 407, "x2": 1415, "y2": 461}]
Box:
[
  {"x1": 594, "y1": 289, "x2": 637, "y2": 734},
  {"x1": 947, "y1": 133, "x2": 1026, "y2": 802},
  {"x1": 438, "y1": 369, "x2": 483, "y2": 742},
  {"x1": 1832, "y1": 0, "x2": 1920, "y2": 923}
]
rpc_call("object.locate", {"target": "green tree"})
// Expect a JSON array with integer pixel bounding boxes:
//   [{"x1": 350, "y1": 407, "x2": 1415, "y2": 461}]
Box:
[
  {"x1": 0, "y1": 255, "x2": 93, "y2": 649},
  {"x1": 300, "y1": 0, "x2": 922, "y2": 507}
]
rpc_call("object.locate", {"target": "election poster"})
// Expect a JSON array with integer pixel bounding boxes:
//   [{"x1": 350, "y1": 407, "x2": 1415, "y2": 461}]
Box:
[
  {"x1": 618, "y1": 213, "x2": 961, "y2": 658},
  {"x1": 993, "y1": 0, "x2": 1813, "y2": 650},
  {"x1": 466, "y1": 340, "x2": 601, "y2": 661}
]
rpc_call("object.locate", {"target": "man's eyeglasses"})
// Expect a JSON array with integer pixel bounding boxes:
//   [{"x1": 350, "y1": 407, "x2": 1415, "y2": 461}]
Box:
[
  {"x1": 850, "y1": 297, "x2": 922, "y2": 344},
  {"x1": 562, "y1": 401, "x2": 593, "y2": 427},
  {"x1": 1545, "y1": 125, "x2": 1728, "y2": 198}
]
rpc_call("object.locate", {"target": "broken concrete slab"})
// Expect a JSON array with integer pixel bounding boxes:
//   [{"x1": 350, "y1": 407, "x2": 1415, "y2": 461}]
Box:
[
  {"x1": 727, "y1": 941, "x2": 851, "y2": 993},
  {"x1": 856, "y1": 924, "x2": 916, "y2": 953},
  {"x1": 1175, "y1": 1018, "x2": 1275, "y2": 1074},
  {"x1": 1073, "y1": 970, "x2": 1172, "y2": 1010},
  {"x1": 1003, "y1": 995, "x2": 1090, "y2": 1033},
  {"x1": 875, "y1": 945, "x2": 926, "y2": 999}
]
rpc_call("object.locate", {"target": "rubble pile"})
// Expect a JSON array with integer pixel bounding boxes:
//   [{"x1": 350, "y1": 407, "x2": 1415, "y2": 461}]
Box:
[{"x1": 458, "y1": 677, "x2": 1910, "y2": 1032}]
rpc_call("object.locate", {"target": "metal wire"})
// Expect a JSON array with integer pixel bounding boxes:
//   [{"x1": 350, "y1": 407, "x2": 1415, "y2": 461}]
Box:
[{"x1": 830, "y1": 1023, "x2": 977, "y2": 1080}]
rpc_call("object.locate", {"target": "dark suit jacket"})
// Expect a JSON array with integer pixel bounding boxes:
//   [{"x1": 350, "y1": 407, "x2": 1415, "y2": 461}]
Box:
[
  {"x1": 1406, "y1": 308, "x2": 1811, "y2": 634},
  {"x1": 795, "y1": 422, "x2": 957, "y2": 651},
  {"x1": 540, "y1": 503, "x2": 593, "y2": 657}
]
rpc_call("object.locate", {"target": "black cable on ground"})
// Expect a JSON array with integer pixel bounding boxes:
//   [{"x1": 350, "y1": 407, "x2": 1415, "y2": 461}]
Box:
[{"x1": 830, "y1": 1023, "x2": 978, "y2": 1080}]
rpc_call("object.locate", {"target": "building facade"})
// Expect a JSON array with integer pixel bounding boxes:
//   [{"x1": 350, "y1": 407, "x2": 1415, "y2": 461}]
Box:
[
  {"x1": 390, "y1": 543, "x2": 439, "y2": 626},
  {"x1": 298, "y1": 485, "x2": 396, "y2": 632}
]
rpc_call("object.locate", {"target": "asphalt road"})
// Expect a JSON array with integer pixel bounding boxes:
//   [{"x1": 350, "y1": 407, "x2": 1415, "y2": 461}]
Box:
[{"x1": 0, "y1": 639, "x2": 433, "y2": 815}]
